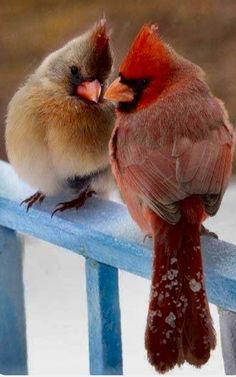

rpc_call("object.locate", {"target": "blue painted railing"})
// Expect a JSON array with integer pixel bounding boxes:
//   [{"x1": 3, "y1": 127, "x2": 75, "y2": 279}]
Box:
[{"x1": 0, "y1": 160, "x2": 236, "y2": 375}]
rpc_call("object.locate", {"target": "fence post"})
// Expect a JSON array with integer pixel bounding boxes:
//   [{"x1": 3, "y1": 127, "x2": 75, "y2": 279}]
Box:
[
  {"x1": 0, "y1": 226, "x2": 28, "y2": 374},
  {"x1": 219, "y1": 307, "x2": 236, "y2": 375},
  {"x1": 85, "y1": 258, "x2": 123, "y2": 375}
]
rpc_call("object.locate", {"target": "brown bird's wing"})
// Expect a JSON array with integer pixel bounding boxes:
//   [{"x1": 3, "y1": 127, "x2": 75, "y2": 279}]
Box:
[{"x1": 115, "y1": 92, "x2": 234, "y2": 224}]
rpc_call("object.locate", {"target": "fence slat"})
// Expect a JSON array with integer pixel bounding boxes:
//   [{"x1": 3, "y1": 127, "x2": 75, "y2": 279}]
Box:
[
  {"x1": 85, "y1": 259, "x2": 123, "y2": 375},
  {"x1": 1, "y1": 160, "x2": 236, "y2": 375},
  {"x1": 219, "y1": 308, "x2": 236, "y2": 375},
  {"x1": 0, "y1": 226, "x2": 27, "y2": 374}
]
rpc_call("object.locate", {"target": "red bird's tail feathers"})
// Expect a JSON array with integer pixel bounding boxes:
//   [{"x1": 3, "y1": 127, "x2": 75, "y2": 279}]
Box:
[{"x1": 145, "y1": 197, "x2": 216, "y2": 373}]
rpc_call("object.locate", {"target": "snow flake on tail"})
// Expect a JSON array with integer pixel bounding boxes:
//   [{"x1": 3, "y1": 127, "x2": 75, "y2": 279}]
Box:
[
  {"x1": 189, "y1": 278, "x2": 201, "y2": 292},
  {"x1": 165, "y1": 312, "x2": 176, "y2": 328}
]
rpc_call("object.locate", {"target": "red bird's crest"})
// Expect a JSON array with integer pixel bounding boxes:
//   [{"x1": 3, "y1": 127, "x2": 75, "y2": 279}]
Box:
[
  {"x1": 120, "y1": 24, "x2": 172, "y2": 81},
  {"x1": 118, "y1": 24, "x2": 177, "y2": 109}
]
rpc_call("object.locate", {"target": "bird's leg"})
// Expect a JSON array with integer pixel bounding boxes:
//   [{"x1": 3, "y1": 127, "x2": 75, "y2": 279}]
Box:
[
  {"x1": 20, "y1": 191, "x2": 45, "y2": 212},
  {"x1": 200, "y1": 224, "x2": 218, "y2": 239},
  {"x1": 51, "y1": 189, "x2": 96, "y2": 217}
]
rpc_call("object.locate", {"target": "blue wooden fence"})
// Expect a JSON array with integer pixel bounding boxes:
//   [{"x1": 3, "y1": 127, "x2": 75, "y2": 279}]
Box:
[{"x1": 0, "y1": 160, "x2": 236, "y2": 375}]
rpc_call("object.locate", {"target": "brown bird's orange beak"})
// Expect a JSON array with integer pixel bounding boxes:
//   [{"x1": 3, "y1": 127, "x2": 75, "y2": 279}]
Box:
[
  {"x1": 76, "y1": 79, "x2": 101, "y2": 103},
  {"x1": 104, "y1": 77, "x2": 134, "y2": 102}
]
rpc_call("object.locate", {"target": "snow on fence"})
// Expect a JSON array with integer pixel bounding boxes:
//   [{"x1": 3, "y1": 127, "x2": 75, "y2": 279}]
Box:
[{"x1": 0, "y1": 160, "x2": 236, "y2": 375}]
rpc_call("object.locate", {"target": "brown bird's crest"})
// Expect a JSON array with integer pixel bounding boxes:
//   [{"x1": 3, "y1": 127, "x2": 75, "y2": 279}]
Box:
[{"x1": 91, "y1": 18, "x2": 109, "y2": 49}]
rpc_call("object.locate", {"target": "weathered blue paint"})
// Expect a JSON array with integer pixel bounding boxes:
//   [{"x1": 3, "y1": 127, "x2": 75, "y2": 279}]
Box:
[
  {"x1": 0, "y1": 161, "x2": 236, "y2": 311},
  {"x1": 85, "y1": 259, "x2": 122, "y2": 375},
  {"x1": 0, "y1": 226, "x2": 27, "y2": 374},
  {"x1": 1, "y1": 160, "x2": 236, "y2": 375}
]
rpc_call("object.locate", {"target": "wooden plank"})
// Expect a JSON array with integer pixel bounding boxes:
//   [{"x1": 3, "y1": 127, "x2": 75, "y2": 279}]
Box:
[
  {"x1": 0, "y1": 226, "x2": 27, "y2": 374},
  {"x1": 0, "y1": 161, "x2": 236, "y2": 312},
  {"x1": 85, "y1": 259, "x2": 122, "y2": 375},
  {"x1": 219, "y1": 308, "x2": 236, "y2": 375}
]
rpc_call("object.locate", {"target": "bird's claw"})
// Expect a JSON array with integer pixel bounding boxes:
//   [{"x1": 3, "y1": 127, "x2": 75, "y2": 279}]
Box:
[
  {"x1": 20, "y1": 192, "x2": 45, "y2": 212},
  {"x1": 51, "y1": 190, "x2": 96, "y2": 217},
  {"x1": 143, "y1": 234, "x2": 152, "y2": 243},
  {"x1": 200, "y1": 225, "x2": 218, "y2": 239}
]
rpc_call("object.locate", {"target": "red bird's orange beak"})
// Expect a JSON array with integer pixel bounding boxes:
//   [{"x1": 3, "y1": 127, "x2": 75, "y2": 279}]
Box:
[
  {"x1": 104, "y1": 77, "x2": 134, "y2": 102},
  {"x1": 76, "y1": 80, "x2": 101, "y2": 103}
]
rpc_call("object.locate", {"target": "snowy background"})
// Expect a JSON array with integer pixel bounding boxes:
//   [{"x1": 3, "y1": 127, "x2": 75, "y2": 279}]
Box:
[{"x1": 21, "y1": 181, "x2": 236, "y2": 376}]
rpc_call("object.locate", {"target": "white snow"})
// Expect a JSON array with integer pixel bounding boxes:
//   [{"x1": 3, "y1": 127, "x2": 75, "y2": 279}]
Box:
[
  {"x1": 165, "y1": 312, "x2": 176, "y2": 329},
  {"x1": 170, "y1": 257, "x2": 177, "y2": 265},
  {"x1": 158, "y1": 292, "x2": 164, "y2": 303},
  {"x1": 167, "y1": 269, "x2": 178, "y2": 280},
  {"x1": 22, "y1": 180, "x2": 236, "y2": 375},
  {"x1": 189, "y1": 278, "x2": 202, "y2": 293},
  {"x1": 166, "y1": 330, "x2": 172, "y2": 339}
]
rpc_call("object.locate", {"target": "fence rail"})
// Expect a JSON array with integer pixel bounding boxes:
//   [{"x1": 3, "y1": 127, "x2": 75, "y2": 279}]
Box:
[{"x1": 0, "y1": 160, "x2": 236, "y2": 375}]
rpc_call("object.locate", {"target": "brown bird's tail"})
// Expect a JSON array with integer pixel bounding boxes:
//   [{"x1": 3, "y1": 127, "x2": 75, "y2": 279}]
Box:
[{"x1": 145, "y1": 197, "x2": 216, "y2": 374}]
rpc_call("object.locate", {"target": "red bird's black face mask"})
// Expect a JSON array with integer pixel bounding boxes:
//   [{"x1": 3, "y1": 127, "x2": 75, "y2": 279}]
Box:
[{"x1": 105, "y1": 25, "x2": 175, "y2": 111}]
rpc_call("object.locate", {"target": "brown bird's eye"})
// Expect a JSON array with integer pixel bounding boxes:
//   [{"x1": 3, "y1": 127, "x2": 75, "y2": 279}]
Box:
[{"x1": 70, "y1": 66, "x2": 79, "y2": 75}]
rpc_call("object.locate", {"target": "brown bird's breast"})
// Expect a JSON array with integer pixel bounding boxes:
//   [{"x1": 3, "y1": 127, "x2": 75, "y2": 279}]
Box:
[{"x1": 38, "y1": 93, "x2": 115, "y2": 181}]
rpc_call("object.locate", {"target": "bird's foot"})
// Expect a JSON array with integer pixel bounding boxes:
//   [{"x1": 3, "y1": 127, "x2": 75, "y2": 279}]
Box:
[
  {"x1": 200, "y1": 225, "x2": 218, "y2": 239},
  {"x1": 20, "y1": 191, "x2": 45, "y2": 212},
  {"x1": 51, "y1": 190, "x2": 96, "y2": 217}
]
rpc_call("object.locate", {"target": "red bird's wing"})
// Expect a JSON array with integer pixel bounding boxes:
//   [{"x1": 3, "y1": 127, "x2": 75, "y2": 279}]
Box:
[
  {"x1": 174, "y1": 124, "x2": 233, "y2": 215},
  {"x1": 115, "y1": 92, "x2": 234, "y2": 223}
]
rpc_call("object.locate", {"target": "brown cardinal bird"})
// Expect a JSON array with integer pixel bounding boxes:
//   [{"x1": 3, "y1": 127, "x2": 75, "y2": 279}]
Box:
[
  {"x1": 105, "y1": 25, "x2": 234, "y2": 373},
  {"x1": 5, "y1": 19, "x2": 115, "y2": 214}
]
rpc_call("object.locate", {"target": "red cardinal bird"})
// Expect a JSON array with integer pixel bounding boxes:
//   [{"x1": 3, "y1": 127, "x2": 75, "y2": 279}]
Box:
[{"x1": 105, "y1": 25, "x2": 234, "y2": 373}]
